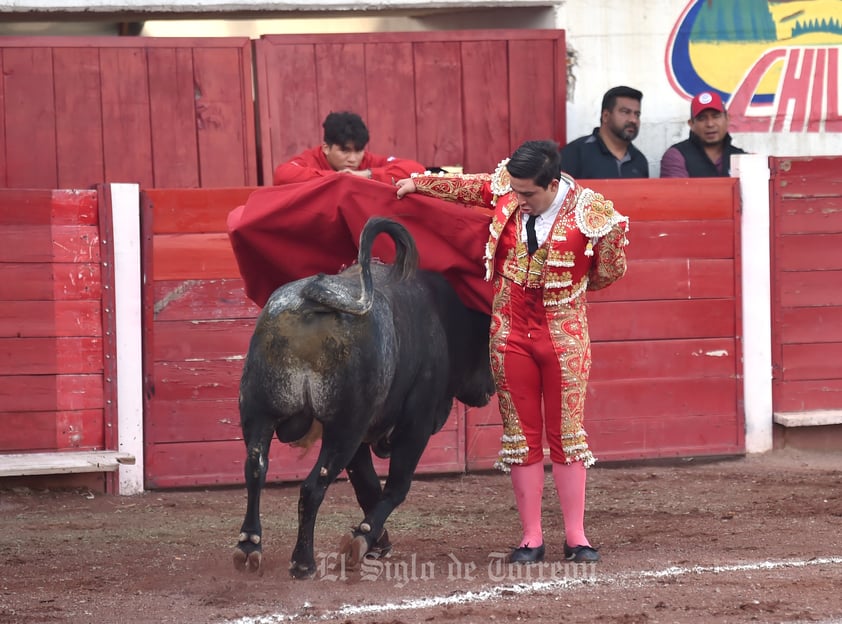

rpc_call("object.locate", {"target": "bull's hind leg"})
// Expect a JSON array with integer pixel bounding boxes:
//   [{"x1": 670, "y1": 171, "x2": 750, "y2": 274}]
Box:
[
  {"x1": 347, "y1": 407, "x2": 442, "y2": 565},
  {"x1": 233, "y1": 421, "x2": 275, "y2": 575},
  {"x1": 346, "y1": 443, "x2": 382, "y2": 514},
  {"x1": 290, "y1": 432, "x2": 364, "y2": 579},
  {"x1": 340, "y1": 444, "x2": 392, "y2": 566}
]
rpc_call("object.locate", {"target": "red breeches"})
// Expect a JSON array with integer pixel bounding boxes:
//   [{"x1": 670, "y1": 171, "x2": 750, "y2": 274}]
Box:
[{"x1": 491, "y1": 284, "x2": 591, "y2": 466}]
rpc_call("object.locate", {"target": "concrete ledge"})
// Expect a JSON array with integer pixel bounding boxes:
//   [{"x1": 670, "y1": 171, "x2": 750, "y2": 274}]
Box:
[
  {"x1": 773, "y1": 410, "x2": 842, "y2": 428},
  {"x1": 0, "y1": 0, "x2": 546, "y2": 16},
  {"x1": 0, "y1": 451, "x2": 136, "y2": 478}
]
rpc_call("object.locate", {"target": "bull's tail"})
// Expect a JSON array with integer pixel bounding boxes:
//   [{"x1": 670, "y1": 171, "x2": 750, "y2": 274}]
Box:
[
  {"x1": 358, "y1": 217, "x2": 418, "y2": 283},
  {"x1": 301, "y1": 217, "x2": 418, "y2": 315}
]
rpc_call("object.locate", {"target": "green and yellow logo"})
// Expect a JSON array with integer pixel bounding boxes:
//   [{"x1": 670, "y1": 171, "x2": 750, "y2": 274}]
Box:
[{"x1": 666, "y1": 0, "x2": 842, "y2": 132}]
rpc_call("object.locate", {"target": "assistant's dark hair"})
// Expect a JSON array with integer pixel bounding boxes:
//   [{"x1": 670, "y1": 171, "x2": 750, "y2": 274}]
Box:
[
  {"x1": 322, "y1": 111, "x2": 370, "y2": 150},
  {"x1": 506, "y1": 140, "x2": 561, "y2": 189},
  {"x1": 601, "y1": 86, "x2": 643, "y2": 113}
]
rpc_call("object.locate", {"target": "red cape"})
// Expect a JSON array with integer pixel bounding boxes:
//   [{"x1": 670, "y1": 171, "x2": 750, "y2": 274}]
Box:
[{"x1": 227, "y1": 175, "x2": 494, "y2": 314}]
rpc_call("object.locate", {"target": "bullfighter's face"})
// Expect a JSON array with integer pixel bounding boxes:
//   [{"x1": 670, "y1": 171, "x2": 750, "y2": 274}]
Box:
[
  {"x1": 323, "y1": 141, "x2": 366, "y2": 172},
  {"x1": 509, "y1": 176, "x2": 560, "y2": 217}
]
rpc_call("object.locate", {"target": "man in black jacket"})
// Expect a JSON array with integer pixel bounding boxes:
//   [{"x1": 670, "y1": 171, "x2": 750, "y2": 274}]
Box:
[
  {"x1": 560, "y1": 86, "x2": 649, "y2": 179},
  {"x1": 660, "y1": 91, "x2": 746, "y2": 178}
]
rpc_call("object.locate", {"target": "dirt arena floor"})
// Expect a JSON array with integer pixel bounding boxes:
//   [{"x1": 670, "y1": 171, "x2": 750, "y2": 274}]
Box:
[{"x1": 1, "y1": 447, "x2": 841, "y2": 624}]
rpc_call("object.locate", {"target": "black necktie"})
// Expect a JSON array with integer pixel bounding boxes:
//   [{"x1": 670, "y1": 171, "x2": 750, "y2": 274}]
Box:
[{"x1": 526, "y1": 214, "x2": 539, "y2": 255}]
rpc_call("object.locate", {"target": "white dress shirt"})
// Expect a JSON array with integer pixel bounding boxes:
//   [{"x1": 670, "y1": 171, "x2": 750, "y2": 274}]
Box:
[{"x1": 520, "y1": 178, "x2": 571, "y2": 248}]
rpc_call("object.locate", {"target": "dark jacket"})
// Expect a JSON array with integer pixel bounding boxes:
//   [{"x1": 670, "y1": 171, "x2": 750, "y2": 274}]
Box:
[
  {"x1": 674, "y1": 131, "x2": 746, "y2": 177},
  {"x1": 560, "y1": 128, "x2": 649, "y2": 179}
]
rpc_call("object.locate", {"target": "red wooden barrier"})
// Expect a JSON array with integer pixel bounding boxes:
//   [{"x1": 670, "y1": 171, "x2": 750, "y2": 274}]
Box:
[
  {"x1": 144, "y1": 178, "x2": 745, "y2": 486},
  {"x1": 0, "y1": 190, "x2": 103, "y2": 449},
  {"x1": 141, "y1": 188, "x2": 255, "y2": 488},
  {"x1": 770, "y1": 156, "x2": 842, "y2": 412},
  {"x1": 2, "y1": 177, "x2": 745, "y2": 489},
  {"x1": 0, "y1": 189, "x2": 119, "y2": 485}
]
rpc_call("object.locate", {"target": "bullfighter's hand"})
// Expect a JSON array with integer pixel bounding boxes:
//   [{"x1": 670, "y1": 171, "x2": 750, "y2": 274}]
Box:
[{"x1": 395, "y1": 178, "x2": 417, "y2": 198}]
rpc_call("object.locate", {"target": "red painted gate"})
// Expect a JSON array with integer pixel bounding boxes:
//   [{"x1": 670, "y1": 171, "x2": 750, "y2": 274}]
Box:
[
  {"x1": 253, "y1": 29, "x2": 567, "y2": 177},
  {"x1": 770, "y1": 156, "x2": 842, "y2": 414},
  {"x1": 0, "y1": 37, "x2": 256, "y2": 189}
]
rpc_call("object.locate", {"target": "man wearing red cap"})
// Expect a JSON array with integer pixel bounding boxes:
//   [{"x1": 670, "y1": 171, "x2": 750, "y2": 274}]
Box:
[{"x1": 660, "y1": 91, "x2": 746, "y2": 177}]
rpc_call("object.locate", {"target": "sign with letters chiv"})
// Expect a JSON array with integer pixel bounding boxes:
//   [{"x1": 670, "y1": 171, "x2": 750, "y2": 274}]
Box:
[{"x1": 666, "y1": 0, "x2": 842, "y2": 132}]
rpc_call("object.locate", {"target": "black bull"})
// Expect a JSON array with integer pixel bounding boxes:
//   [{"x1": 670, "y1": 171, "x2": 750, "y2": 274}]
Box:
[{"x1": 234, "y1": 217, "x2": 495, "y2": 579}]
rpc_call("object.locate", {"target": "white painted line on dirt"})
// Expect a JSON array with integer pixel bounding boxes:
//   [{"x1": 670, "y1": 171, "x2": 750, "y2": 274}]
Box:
[{"x1": 222, "y1": 556, "x2": 842, "y2": 624}]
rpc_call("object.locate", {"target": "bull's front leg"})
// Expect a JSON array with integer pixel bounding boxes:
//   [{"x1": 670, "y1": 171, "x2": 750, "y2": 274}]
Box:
[{"x1": 234, "y1": 426, "x2": 274, "y2": 575}]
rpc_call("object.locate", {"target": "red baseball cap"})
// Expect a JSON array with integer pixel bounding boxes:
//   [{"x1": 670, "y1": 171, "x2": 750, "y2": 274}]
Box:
[{"x1": 691, "y1": 91, "x2": 726, "y2": 118}]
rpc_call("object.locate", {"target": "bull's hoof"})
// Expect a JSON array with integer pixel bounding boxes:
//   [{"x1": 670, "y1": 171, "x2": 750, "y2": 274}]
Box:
[
  {"x1": 289, "y1": 560, "x2": 316, "y2": 580},
  {"x1": 371, "y1": 528, "x2": 393, "y2": 559},
  {"x1": 234, "y1": 533, "x2": 264, "y2": 575},
  {"x1": 233, "y1": 547, "x2": 264, "y2": 575},
  {"x1": 338, "y1": 532, "x2": 370, "y2": 569}
]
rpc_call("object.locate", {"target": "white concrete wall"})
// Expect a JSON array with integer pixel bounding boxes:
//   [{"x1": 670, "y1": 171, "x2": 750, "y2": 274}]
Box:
[{"x1": 555, "y1": 1, "x2": 678, "y2": 176}]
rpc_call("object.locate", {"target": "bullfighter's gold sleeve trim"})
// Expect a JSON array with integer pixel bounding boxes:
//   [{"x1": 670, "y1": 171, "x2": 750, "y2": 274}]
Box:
[
  {"x1": 588, "y1": 223, "x2": 628, "y2": 291},
  {"x1": 411, "y1": 173, "x2": 491, "y2": 205}
]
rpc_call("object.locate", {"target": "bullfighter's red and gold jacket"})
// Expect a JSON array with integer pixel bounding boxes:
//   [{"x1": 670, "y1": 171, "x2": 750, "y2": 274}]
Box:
[
  {"x1": 410, "y1": 161, "x2": 629, "y2": 470},
  {"x1": 411, "y1": 161, "x2": 628, "y2": 300}
]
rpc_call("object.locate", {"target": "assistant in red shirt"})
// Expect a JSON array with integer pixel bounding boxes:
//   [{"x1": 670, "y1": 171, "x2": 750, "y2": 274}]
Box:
[{"x1": 272, "y1": 111, "x2": 425, "y2": 185}]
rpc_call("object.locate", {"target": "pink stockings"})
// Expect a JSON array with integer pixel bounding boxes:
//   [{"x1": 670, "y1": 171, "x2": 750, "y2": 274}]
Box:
[
  {"x1": 510, "y1": 462, "x2": 545, "y2": 548},
  {"x1": 510, "y1": 460, "x2": 591, "y2": 549},
  {"x1": 552, "y1": 460, "x2": 590, "y2": 548}
]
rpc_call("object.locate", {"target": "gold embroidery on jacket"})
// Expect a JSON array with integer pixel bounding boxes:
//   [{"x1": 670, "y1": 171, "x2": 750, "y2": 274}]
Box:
[
  {"x1": 412, "y1": 173, "x2": 490, "y2": 204},
  {"x1": 587, "y1": 223, "x2": 628, "y2": 291}
]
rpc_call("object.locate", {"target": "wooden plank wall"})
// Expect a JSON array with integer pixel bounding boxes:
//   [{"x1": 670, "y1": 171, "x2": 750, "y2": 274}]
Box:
[
  {"x1": 254, "y1": 30, "x2": 566, "y2": 179},
  {"x1": 142, "y1": 188, "x2": 466, "y2": 488},
  {"x1": 770, "y1": 156, "x2": 842, "y2": 412},
  {"x1": 0, "y1": 190, "x2": 111, "y2": 454},
  {"x1": 1, "y1": 31, "x2": 564, "y2": 192},
  {"x1": 0, "y1": 38, "x2": 257, "y2": 190},
  {"x1": 467, "y1": 178, "x2": 745, "y2": 469},
  {"x1": 143, "y1": 188, "x2": 257, "y2": 488}
]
